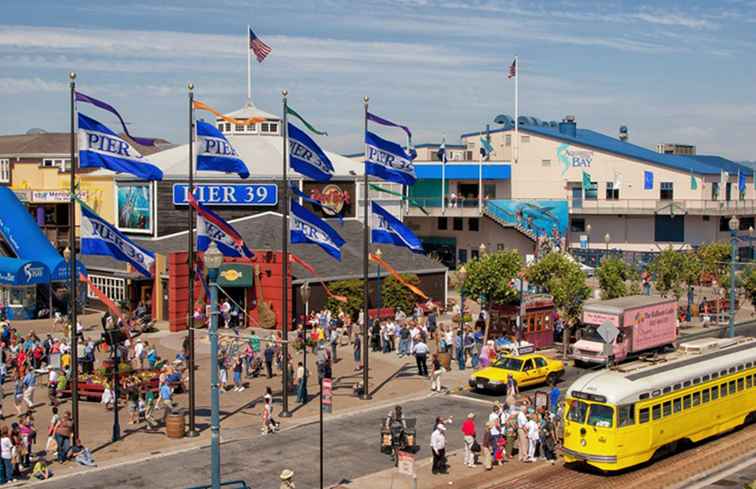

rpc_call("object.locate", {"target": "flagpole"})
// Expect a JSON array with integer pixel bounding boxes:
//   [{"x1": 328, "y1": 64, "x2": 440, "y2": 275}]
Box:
[
  {"x1": 246, "y1": 25, "x2": 252, "y2": 103},
  {"x1": 68, "y1": 71, "x2": 80, "y2": 442},
  {"x1": 478, "y1": 128, "x2": 484, "y2": 214},
  {"x1": 186, "y1": 82, "x2": 199, "y2": 437},
  {"x1": 280, "y1": 89, "x2": 291, "y2": 418},
  {"x1": 514, "y1": 55, "x2": 519, "y2": 164},
  {"x1": 441, "y1": 137, "x2": 446, "y2": 215},
  {"x1": 362, "y1": 95, "x2": 371, "y2": 401}
]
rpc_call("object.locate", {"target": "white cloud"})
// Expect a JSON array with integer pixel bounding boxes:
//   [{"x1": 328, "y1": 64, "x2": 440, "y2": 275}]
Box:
[{"x1": 0, "y1": 77, "x2": 66, "y2": 94}]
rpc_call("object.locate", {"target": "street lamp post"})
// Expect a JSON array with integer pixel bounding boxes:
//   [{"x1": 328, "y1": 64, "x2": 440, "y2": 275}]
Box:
[
  {"x1": 604, "y1": 232, "x2": 611, "y2": 253},
  {"x1": 728, "y1": 216, "x2": 739, "y2": 338},
  {"x1": 300, "y1": 281, "x2": 311, "y2": 405},
  {"x1": 204, "y1": 242, "x2": 224, "y2": 489},
  {"x1": 749, "y1": 226, "x2": 754, "y2": 260},
  {"x1": 457, "y1": 266, "x2": 467, "y2": 336},
  {"x1": 479, "y1": 243, "x2": 486, "y2": 258},
  {"x1": 375, "y1": 248, "x2": 383, "y2": 312}
]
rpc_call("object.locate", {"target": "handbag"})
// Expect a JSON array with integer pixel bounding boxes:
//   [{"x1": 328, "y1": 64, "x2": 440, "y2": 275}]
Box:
[{"x1": 471, "y1": 440, "x2": 481, "y2": 453}]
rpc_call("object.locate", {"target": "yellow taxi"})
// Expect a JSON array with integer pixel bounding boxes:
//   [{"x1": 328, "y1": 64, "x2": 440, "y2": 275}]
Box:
[{"x1": 468, "y1": 353, "x2": 565, "y2": 393}]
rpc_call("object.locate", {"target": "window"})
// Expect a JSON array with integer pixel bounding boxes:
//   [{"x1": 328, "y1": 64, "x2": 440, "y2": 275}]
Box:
[
  {"x1": 726, "y1": 182, "x2": 732, "y2": 201},
  {"x1": 618, "y1": 405, "x2": 635, "y2": 426},
  {"x1": 693, "y1": 377, "x2": 701, "y2": 385},
  {"x1": 261, "y1": 122, "x2": 270, "y2": 132},
  {"x1": 639, "y1": 407, "x2": 650, "y2": 423},
  {"x1": 42, "y1": 159, "x2": 56, "y2": 168},
  {"x1": 521, "y1": 135, "x2": 530, "y2": 143},
  {"x1": 468, "y1": 218, "x2": 479, "y2": 232},
  {"x1": 483, "y1": 183, "x2": 496, "y2": 200},
  {"x1": 584, "y1": 182, "x2": 598, "y2": 201},
  {"x1": 702, "y1": 389, "x2": 710, "y2": 403},
  {"x1": 522, "y1": 359, "x2": 534, "y2": 371},
  {"x1": 712, "y1": 387, "x2": 719, "y2": 400},
  {"x1": 721, "y1": 383, "x2": 728, "y2": 397},
  {"x1": 655, "y1": 215, "x2": 685, "y2": 242},
  {"x1": 0, "y1": 159, "x2": 8, "y2": 183},
  {"x1": 458, "y1": 248, "x2": 467, "y2": 264},
  {"x1": 453, "y1": 217, "x2": 463, "y2": 231},
  {"x1": 673, "y1": 397, "x2": 682, "y2": 412},
  {"x1": 471, "y1": 249, "x2": 479, "y2": 260},
  {"x1": 87, "y1": 275, "x2": 126, "y2": 303},
  {"x1": 568, "y1": 401, "x2": 589, "y2": 423},
  {"x1": 246, "y1": 124, "x2": 256, "y2": 132},
  {"x1": 42, "y1": 158, "x2": 69, "y2": 170},
  {"x1": 660, "y1": 182, "x2": 674, "y2": 200},
  {"x1": 729, "y1": 381, "x2": 736, "y2": 394},
  {"x1": 235, "y1": 124, "x2": 244, "y2": 132},
  {"x1": 711, "y1": 182, "x2": 720, "y2": 200},
  {"x1": 505, "y1": 134, "x2": 511, "y2": 146},
  {"x1": 652, "y1": 404, "x2": 661, "y2": 420},
  {"x1": 437, "y1": 217, "x2": 448, "y2": 230},
  {"x1": 587, "y1": 405, "x2": 614, "y2": 427},
  {"x1": 606, "y1": 182, "x2": 620, "y2": 200},
  {"x1": 662, "y1": 401, "x2": 672, "y2": 416},
  {"x1": 748, "y1": 375, "x2": 753, "y2": 389},
  {"x1": 683, "y1": 395, "x2": 691, "y2": 409},
  {"x1": 269, "y1": 123, "x2": 278, "y2": 133},
  {"x1": 541, "y1": 159, "x2": 551, "y2": 167},
  {"x1": 570, "y1": 218, "x2": 586, "y2": 232},
  {"x1": 692, "y1": 392, "x2": 700, "y2": 406},
  {"x1": 737, "y1": 378, "x2": 744, "y2": 391},
  {"x1": 534, "y1": 357, "x2": 547, "y2": 368}
]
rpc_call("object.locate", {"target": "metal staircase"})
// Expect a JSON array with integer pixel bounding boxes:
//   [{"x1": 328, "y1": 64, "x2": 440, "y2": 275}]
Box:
[{"x1": 482, "y1": 203, "x2": 538, "y2": 242}]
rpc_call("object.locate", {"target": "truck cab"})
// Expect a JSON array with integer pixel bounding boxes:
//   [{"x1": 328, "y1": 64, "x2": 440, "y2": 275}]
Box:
[{"x1": 572, "y1": 325, "x2": 630, "y2": 366}]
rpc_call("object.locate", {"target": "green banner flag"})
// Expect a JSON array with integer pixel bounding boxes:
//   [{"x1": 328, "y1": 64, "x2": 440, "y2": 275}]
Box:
[
  {"x1": 368, "y1": 184, "x2": 429, "y2": 215},
  {"x1": 286, "y1": 106, "x2": 328, "y2": 136},
  {"x1": 690, "y1": 173, "x2": 698, "y2": 190},
  {"x1": 582, "y1": 171, "x2": 592, "y2": 190}
]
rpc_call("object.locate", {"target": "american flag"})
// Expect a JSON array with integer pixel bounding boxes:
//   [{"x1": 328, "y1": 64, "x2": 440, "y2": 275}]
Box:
[
  {"x1": 249, "y1": 28, "x2": 272, "y2": 62},
  {"x1": 507, "y1": 58, "x2": 517, "y2": 79}
]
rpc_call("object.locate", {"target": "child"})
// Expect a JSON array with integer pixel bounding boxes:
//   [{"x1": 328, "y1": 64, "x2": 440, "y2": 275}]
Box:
[
  {"x1": 138, "y1": 393, "x2": 146, "y2": 422},
  {"x1": 32, "y1": 456, "x2": 50, "y2": 480}
]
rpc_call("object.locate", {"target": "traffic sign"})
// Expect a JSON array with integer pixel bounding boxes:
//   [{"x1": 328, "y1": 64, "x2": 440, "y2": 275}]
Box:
[
  {"x1": 597, "y1": 320, "x2": 619, "y2": 345},
  {"x1": 397, "y1": 451, "x2": 415, "y2": 477}
]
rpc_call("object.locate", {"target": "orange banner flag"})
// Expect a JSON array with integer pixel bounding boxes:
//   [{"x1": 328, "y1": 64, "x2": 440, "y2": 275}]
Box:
[
  {"x1": 369, "y1": 253, "x2": 429, "y2": 300},
  {"x1": 192, "y1": 100, "x2": 267, "y2": 127},
  {"x1": 79, "y1": 273, "x2": 124, "y2": 320}
]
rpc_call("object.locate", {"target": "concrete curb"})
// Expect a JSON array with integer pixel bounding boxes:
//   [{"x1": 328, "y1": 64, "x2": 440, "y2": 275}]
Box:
[{"x1": 668, "y1": 449, "x2": 756, "y2": 489}]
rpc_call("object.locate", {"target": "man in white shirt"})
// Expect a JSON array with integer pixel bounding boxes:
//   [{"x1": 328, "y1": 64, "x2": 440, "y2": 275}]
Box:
[
  {"x1": 134, "y1": 339, "x2": 145, "y2": 369},
  {"x1": 430, "y1": 424, "x2": 447, "y2": 474},
  {"x1": 525, "y1": 415, "x2": 540, "y2": 462},
  {"x1": 412, "y1": 340, "x2": 430, "y2": 376},
  {"x1": 517, "y1": 408, "x2": 529, "y2": 461}
]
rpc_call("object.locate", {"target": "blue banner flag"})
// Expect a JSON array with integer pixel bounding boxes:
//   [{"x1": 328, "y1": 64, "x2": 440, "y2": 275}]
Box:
[
  {"x1": 364, "y1": 130, "x2": 416, "y2": 186},
  {"x1": 80, "y1": 204, "x2": 155, "y2": 277},
  {"x1": 196, "y1": 121, "x2": 250, "y2": 178},
  {"x1": 644, "y1": 170, "x2": 654, "y2": 190},
  {"x1": 371, "y1": 202, "x2": 424, "y2": 253},
  {"x1": 738, "y1": 170, "x2": 746, "y2": 192},
  {"x1": 290, "y1": 200, "x2": 345, "y2": 260},
  {"x1": 188, "y1": 194, "x2": 254, "y2": 258},
  {"x1": 288, "y1": 123, "x2": 334, "y2": 182},
  {"x1": 78, "y1": 113, "x2": 163, "y2": 180}
]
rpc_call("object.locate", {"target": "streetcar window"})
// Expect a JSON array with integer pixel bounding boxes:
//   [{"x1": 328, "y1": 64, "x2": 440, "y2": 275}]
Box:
[
  {"x1": 747, "y1": 362, "x2": 753, "y2": 368},
  {"x1": 639, "y1": 393, "x2": 650, "y2": 400},
  {"x1": 663, "y1": 386, "x2": 671, "y2": 394},
  {"x1": 683, "y1": 380, "x2": 691, "y2": 387},
  {"x1": 721, "y1": 384, "x2": 728, "y2": 397},
  {"x1": 748, "y1": 375, "x2": 753, "y2": 388},
  {"x1": 618, "y1": 405, "x2": 635, "y2": 426},
  {"x1": 683, "y1": 395, "x2": 691, "y2": 409},
  {"x1": 702, "y1": 389, "x2": 710, "y2": 403},
  {"x1": 712, "y1": 372, "x2": 719, "y2": 379},
  {"x1": 673, "y1": 398, "x2": 682, "y2": 412},
  {"x1": 693, "y1": 377, "x2": 700, "y2": 385},
  {"x1": 662, "y1": 401, "x2": 672, "y2": 416},
  {"x1": 639, "y1": 408, "x2": 650, "y2": 423},
  {"x1": 568, "y1": 400, "x2": 589, "y2": 424},
  {"x1": 729, "y1": 381, "x2": 736, "y2": 394},
  {"x1": 721, "y1": 370, "x2": 728, "y2": 376},
  {"x1": 729, "y1": 367, "x2": 736, "y2": 374},
  {"x1": 587, "y1": 405, "x2": 614, "y2": 428},
  {"x1": 652, "y1": 404, "x2": 661, "y2": 420},
  {"x1": 702, "y1": 375, "x2": 710, "y2": 381},
  {"x1": 712, "y1": 387, "x2": 719, "y2": 400},
  {"x1": 737, "y1": 365, "x2": 744, "y2": 372},
  {"x1": 737, "y1": 378, "x2": 744, "y2": 391},
  {"x1": 673, "y1": 383, "x2": 682, "y2": 390},
  {"x1": 692, "y1": 392, "x2": 700, "y2": 406}
]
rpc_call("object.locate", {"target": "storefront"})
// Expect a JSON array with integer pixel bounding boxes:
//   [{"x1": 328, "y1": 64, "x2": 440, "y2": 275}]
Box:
[
  {"x1": 489, "y1": 295, "x2": 557, "y2": 349},
  {"x1": 0, "y1": 257, "x2": 50, "y2": 320}
]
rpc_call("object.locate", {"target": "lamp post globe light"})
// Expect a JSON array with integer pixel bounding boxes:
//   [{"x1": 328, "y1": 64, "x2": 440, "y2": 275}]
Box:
[
  {"x1": 300, "y1": 281, "x2": 311, "y2": 405},
  {"x1": 204, "y1": 241, "x2": 223, "y2": 489},
  {"x1": 479, "y1": 243, "x2": 487, "y2": 257},
  {"x1": 728, "y1": 216, "x2": 739, "y2": 338},
  {"x1": 604, "y1": 232, "x2": 611, "y2": 252}
]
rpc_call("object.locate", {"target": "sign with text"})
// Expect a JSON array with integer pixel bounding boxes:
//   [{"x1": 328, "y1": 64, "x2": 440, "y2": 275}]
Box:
[
  {"x1": 302, "y1": 181, "x2": 355, "y2": 218},
  {"x1": 557, "y1": 144, "x2": 593, "y2": 176},
  {"x1": 321, "y1": 377, "x2": 333, "y2": 414},
  {"x1": 397, "y1": 451, "x2": 415, "y2": 477},
  {"x1": 172, "y1": 184, "x2": 278, "y2": 207},
  {"x1": 583, "y1": 310, "x2": 619, "y2": 327}
]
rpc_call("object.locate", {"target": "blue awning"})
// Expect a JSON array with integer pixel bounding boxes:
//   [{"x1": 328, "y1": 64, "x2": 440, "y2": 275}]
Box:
[
  {"x1": 415, "y1": 163, "x2": 511, "y2": 180},
  {"x1": 0, "y1": 187, "x2": 86, "y2": 281},
  {"x1": 0, "y1": 257, "x2": 50, "y2": 286}
]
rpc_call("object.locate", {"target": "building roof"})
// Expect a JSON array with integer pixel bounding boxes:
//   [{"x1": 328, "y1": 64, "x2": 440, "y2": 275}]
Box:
[
  {"x1": 117, "y1": 133, "x2": 361, "y2": 180},
  {"x1": 461, "y1": 122, "x2": 750, "y2": 176},
  {"x1": 582, "y1": 295, "x2": 676, "y2": 315},
  {"x1": 135, "y1": 212, "x2": 445, "y2": 280},
  {"x1": 0, "y1": 131, "x2": 170, "y2": 158},
  {"x1": 223, "y1": 102, "x2": 279, "y2": 121},
  {"x1": 414, "y1": 143, "x2": 465, "y2": 149}
]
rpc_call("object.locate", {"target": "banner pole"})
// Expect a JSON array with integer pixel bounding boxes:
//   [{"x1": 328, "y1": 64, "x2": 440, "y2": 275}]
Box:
[
  {"x1": 281, "y1": 90, "x2": 291, "y2": 417},
  {"x1": 247, "y1": 25, "x2": 252, "y2": 103},
  {"x1": 187, "y1": 83, "x2": 199, "y2": 437},
  {"x1": 362, "y1": 96, "x2": 371, "y2": 400},
  {"x1": 68, "y1": 71, "x2": 80, "y2": 442}
]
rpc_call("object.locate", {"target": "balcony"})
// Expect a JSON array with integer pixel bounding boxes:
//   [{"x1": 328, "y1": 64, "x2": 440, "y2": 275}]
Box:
[
  {"x1": 569, "y1": 198, "x2": 756, "y2": 216},
  {"x1": 404, "y1": 198, "x2": 483, "y2": 217}
]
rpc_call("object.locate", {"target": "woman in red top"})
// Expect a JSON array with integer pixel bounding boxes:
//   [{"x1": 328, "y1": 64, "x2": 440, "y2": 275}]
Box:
[{"x1": 461, "y1": 413, "x2": 477, "y2": 467}]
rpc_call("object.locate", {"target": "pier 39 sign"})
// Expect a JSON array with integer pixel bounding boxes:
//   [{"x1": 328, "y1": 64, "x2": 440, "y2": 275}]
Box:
[{"x1": 172, "y1": 184, "x2": 278, "y2": 207}]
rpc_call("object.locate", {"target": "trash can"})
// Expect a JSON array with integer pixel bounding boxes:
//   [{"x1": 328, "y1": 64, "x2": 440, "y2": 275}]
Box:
[{"x1": 165, "y1": 409, "x2": 186, "y2": 439}]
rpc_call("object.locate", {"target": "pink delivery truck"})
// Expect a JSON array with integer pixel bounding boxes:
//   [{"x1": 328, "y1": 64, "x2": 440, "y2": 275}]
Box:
[{"x1": 571, "y1": 295, "x2": 678, "y2": 366}]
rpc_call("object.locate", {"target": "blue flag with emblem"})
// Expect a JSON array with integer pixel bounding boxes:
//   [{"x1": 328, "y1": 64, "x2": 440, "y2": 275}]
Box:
[
  {"x1": 365, "y1": 130, "x2": 416, "y2": 185},
  {"x1": 371, "y1": 201, "x2": 424, "y2": 253},
  {"x1": 78, "y1": 113, "x2": 163, "y2": 180},
  {"x1": 290, "y1": 200, "x2": 345, "y2": 260},
  {"x1": 80, "y1": 204, "x2": 155, "y2": 277},
  {"x1": 288, "y1": 122, "x2": 334, "y2": 182},
  {"x1": 196, "y1": 121, "x2": 250, "y2": 178}
]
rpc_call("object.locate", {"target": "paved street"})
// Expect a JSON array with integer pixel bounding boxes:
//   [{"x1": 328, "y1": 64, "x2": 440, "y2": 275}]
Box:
[{"x1": 35, "y1": 394, "x2": 493, "y2": 489}]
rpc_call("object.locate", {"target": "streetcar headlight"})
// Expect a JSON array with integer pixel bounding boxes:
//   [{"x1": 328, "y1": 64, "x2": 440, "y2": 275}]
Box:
[{"x1": 580, "y1": 439, "x2": 587, "y2": 447}]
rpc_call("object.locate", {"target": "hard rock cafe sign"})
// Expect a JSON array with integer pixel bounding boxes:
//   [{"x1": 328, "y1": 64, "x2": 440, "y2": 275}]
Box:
[{"x1": 310, "y1": 184, "x2": 351, "y2": 216}]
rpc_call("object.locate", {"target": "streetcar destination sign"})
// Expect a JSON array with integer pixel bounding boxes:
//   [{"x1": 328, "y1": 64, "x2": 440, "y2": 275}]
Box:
[{"x1": 172, "y1": 184, "x2": 278, "y2": 206}]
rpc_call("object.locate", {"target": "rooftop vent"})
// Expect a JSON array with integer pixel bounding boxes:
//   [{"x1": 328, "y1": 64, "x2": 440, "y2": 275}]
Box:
[
  {"x1": 619, "y1": 125, "x2": 628, "y2": 142},
  {"x1": 558, "y1": 116, "x2": 577, "y2": 137}
]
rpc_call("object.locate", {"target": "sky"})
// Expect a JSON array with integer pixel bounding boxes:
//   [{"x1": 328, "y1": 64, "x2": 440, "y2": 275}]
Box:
[{"x1": 1, "y1": 0, "x2": 755, "y2": 160}]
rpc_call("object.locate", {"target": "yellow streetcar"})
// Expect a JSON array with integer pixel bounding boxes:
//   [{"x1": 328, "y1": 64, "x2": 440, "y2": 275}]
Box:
[{"x1": 562, "y1": 336, "x2": 756, "y2": 472}]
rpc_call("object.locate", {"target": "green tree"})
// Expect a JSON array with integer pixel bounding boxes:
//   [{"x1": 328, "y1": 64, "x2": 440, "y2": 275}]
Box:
[
  {"x1": 381, "y1": 274, "x2": 421, "y2": 315},
  {"x1": 525, "y1": 252, "x2": 591, "y2": 357},
  {"x1": 461, "y1": 250, "x2": 523, "y2": 305},
  {"x1": 741, "y1": 266, "x2": 756, "y2": 308},
  {"x1": 596, "y1": 256, "x2": 636, "y2": 299},
  {"x1": 325, "y1": 279, "x2": 363, "y2": 319},
  {"x1": 698, "y1": 242, "x2": 732, "y2": 287},
  {"x1": 648, "y1": 248, "x2": 688, "y2": 299}
]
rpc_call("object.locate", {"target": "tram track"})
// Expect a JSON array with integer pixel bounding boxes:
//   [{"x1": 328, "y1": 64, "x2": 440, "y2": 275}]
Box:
[{"x1": 488, "y1": 422, "x2": 756, "y2": 489}]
